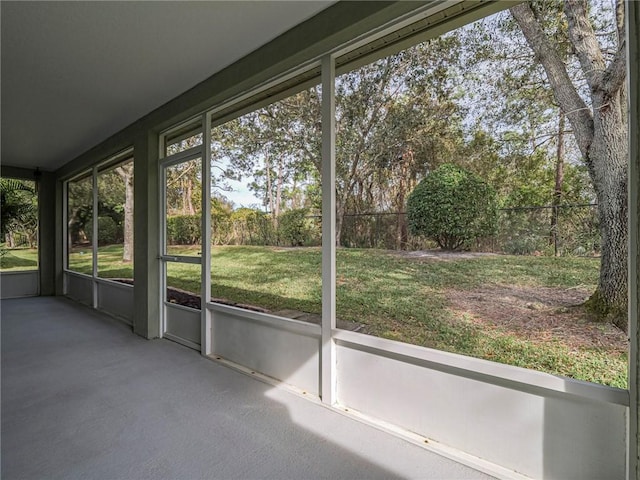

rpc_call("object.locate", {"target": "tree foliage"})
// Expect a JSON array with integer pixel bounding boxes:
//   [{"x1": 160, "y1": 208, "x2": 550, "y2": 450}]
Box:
[
  {"x1": 278, "y1": 208, "x2": 312, "y2": 247},
  {"x1": 407, "y1": 164, "x2": 498, "y2": 250},
  {"x1": 67, "y1": 160, "x2": 134, "y2": 263},
  {"x1": 67, "y1": 175, "x2": 93, "y2": 247},
  {"x1": 86, "y1": 216, "x2": 119, "y2": 245},
  {"x1": 1, "y1": 178, "x2": 37, "y2": 247}
]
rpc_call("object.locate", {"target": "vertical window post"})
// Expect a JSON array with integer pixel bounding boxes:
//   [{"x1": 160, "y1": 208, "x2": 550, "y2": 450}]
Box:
[
  {"x1": 202, "y1": 113, "x2": 213, "y2": 356},
  {"x1": 62, "y1": 180, "x2": 69, "y2": 295},
  {"x1": 321, "y1": 54, "x2": 336, "y2": 405},
  {"x1": 92, "y1": 166, "x2": 98, "y2": 308}
]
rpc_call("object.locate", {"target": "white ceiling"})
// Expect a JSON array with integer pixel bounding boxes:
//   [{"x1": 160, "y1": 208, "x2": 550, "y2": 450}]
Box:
[{"x1": 1, "y1": 1, "x2": 334, "y2": 172}]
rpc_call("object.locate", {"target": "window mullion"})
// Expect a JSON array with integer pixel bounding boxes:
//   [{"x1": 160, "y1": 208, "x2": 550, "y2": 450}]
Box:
[
  {"x1": 92, "y1": 166, "x2": 98, "y2": 308},
  {"x1": 201, "y1": 113, "x2": 213, "y2": 356},
  {"x1": 321, "y1": 53, "x2": 337, "y2": 406}
]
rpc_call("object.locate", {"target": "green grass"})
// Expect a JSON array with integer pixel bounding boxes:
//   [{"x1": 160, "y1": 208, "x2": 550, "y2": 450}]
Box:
[
  {"x1": 0, "y1": 247, "x2": 38, "y2": 271},
  {"x1": 337, "y1": 250, "x2": 625, "y2": 388},
  {"x1": 68, "y1": 244, "x2": 134, "y2": 278},
  {"x1": 210, "y1": 245, "x2": 321, "y2": 312},
  {"x1": 66, "y1": 244, "x2": 627, "y2": 388}
]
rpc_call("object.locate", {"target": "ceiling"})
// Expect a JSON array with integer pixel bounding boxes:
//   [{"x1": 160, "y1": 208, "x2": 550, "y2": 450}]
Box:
[{"x1": 1, "y1": 1, "x2": 334, "y2": 172}]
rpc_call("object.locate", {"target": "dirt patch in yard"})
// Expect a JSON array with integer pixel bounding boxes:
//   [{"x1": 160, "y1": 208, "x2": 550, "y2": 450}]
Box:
[
  {"x1": 391, "y1": 249, "x2": 498, "y2": 261},
  {"x1": 446, "y1": 285, "x2": 627, "y2": 352}
]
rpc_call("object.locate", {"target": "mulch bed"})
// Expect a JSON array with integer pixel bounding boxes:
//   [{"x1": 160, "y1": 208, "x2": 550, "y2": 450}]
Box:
[
  {"x1": 109, "y1": 278, "x2": 365, "y2": 330},
  {"x1": 111, "y1": 278, "x2": 270, "y2": 312},
  {"x1": 110, "y1": 278, "x2": 201, "y2": 309},
  {"x1": 168, "y1": 288, "x2": 201, "y2": 309}
]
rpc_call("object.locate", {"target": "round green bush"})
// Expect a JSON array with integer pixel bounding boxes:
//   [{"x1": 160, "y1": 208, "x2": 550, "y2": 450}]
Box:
[
  {"x1": 278, "y1": 208, "x2": 311, "y2": 247},
  {"x1": 406, "y1": 163, "x2": 498, "y2": 250},
  {"x1": 95, "y1": 216, "x2": 119, "y2": 245}
]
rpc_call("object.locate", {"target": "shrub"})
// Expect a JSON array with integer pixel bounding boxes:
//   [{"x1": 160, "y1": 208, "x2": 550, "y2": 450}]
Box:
[
  {"x1": 98, "y1": 216, "x2": 120, "y2": 245},
  {"x1": 86, "y1": 216, "x2": 120, "y2": 245},
  {"x1": 230, "y1": 208, "x2": 275, "y2": 245},
  {"x1": 278, "y1": 208, "x2": 311, "y2": 246},
  {"x1": 211, "y1": 212, "x2": 233, "y2": 245},
  {"x1": 407, "y1": 163, "x2": 498, "y2": 250},
  {"x1": 502, "y1": 235, "x2": 549, "y2": 256},
  {"x1": 167, "y1": 215, "x2": 201, "y2": 245}
]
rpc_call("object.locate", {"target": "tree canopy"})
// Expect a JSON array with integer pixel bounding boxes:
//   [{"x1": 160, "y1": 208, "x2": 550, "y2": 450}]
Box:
[{"x1": 1, "y1": 178, "x2": 37, "y2": 248}]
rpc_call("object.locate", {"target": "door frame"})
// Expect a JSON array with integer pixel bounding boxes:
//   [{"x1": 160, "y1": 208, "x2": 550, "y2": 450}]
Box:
[{"x1": 159, "y1": 149, "x2": 204, "y2": 349}]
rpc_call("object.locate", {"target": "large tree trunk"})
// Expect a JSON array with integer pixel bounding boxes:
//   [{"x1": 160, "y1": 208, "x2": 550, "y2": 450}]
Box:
[
  {"x1": 116, "y1": 164, "x2": 134, "y2": 263},
  {"x1": 265, "y1": 148, "x2": 274, "y2": 218},
  {"x1": 275, "y1": 155, "x2": 284, "y2": 229},
  {"x1": 184, "y1": 178, "x2": 195, "y2": 215},
  {"x1": 550, "y1": 112, "x2": 565, "y2": 256},
  {"x1": 122, "y1": 169, "x2": 134, "y2": 263},
  {"x1": 588, "y1": 89, "x2": 628, "y2": 327},
  {"x1": 335, "y1": 198, "x2": 345, "y2": 247},
  {"x1": 511, "y1": 0, "x2": 628, "y2": 328},
  {"x1": 395, "y1": 148, "x2": 414, "y2": 250}
]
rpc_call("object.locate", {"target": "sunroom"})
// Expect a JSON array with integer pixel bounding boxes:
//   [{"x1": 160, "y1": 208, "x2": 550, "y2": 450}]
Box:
[{"x1": 2, "y1": 1, "x2": 639, "y2": 479}]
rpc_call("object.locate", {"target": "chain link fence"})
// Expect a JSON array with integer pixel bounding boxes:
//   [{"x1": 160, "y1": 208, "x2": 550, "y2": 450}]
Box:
[
  {"x1": 3, "y1": 231, "x2": 36, "y2": 249},
  {"x1": 185, "y1": 203, "x2": 599, "y2": 256},
  {"x1": 338, "y1": 204, "x2": 600, "y2": 256},
  {"x1": 488, "y1": 204, "x2": 600, "y2": 256}
]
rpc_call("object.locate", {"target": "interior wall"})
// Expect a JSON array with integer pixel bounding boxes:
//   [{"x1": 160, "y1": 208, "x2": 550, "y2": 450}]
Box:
[
  {"x1": 37, "y1": 172, "x2": 56, "y2": 295},
  {"x1": 133, "y1": 132, "x2": 160, "y2": 339},
  {"x1": 0, "y1": 165, "x2": 36, "y2": 180}
]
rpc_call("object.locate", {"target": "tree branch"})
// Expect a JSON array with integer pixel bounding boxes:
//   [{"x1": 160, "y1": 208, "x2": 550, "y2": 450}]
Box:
[
  {"x1": 615, "y1": 0, "x2": 624, "y2": 46},
  {"x1": 602, "y1": 44, "x2": 627, "y2": 94},
  {"x1": 601, "y1": 0, "x2": 626, "y2": 95},
  {"x1": 564, "y1": 0, "x2": 606, "y2": 90},
  {"x1": 510, "y1": 2, "x2": 594, "y2": 157}
]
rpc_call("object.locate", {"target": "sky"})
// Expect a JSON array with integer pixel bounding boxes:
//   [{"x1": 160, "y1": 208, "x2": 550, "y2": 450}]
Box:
[{"x1": 223, "y1": 179, "x2": 262, "y2": 209}]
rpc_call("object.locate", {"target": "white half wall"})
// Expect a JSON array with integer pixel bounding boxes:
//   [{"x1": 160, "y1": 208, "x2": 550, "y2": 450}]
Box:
[
  {"x1": 0, "y1": 271, "x2": 39, "y2": 299},
  {"x1": 96, "y1": 278, "x2": 134, "y2": 325},
  {"x1": 65, "y1": 271, "x2": 93, "y2": 306},
  {"x1": 209, "y1": 303, "x2": 321, "y2": 396},
  {"x1": 334, "y1": 330, "x2": 627, "y2": 480},
  {"x1": 165, "y1": 302, "x2": 201, "y2": 348}
]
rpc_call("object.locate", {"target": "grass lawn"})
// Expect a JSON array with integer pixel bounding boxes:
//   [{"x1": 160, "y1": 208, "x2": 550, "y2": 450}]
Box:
[
  {"x1": 70, "y1": 244, "x2": 627, "y2": 388},
  {"x1": 68, "y1": 244, "x2": 134, "y2": 278},
  {"x1": 0, "y1": 247, "x2": 38, "y2": 271}
]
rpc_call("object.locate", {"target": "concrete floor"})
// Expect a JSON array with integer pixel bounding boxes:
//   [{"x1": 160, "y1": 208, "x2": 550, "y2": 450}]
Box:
[{"x1": 1, "y1": 296, "x2": 494, "y2": 480}]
